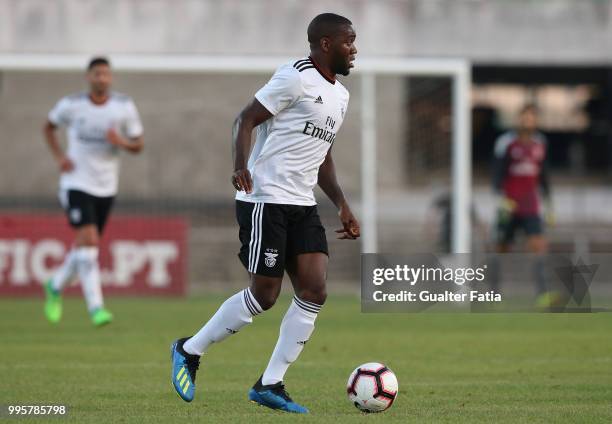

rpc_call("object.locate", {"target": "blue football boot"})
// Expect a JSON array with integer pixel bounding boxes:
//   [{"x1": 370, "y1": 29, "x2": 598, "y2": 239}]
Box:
[
  {"x1": 248, "y1": 376, "x2": 309, "y2": 414},
  {"x1": 170, "y1": 337, "x2": 200, "y2": 402}
]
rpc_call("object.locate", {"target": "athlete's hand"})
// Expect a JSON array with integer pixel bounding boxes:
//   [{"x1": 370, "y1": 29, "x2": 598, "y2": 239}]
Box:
[
  {"x1": 544, "y1": 198, "x2": 555, "y2": 226},
  {"x1": 336, "y1": 204, "x2": 360, "y2": 240},
  {"x1": 232, "y1": 168, "x2": 253, "y2": 194},
  {"x1": 495, "y1": 194, "x2": 516, "y2": 223},
  {"x1": 497, "y1": 195, "x2": 516, "y2": 214},
  {"x1": 57, "y1": 155, "x2": 74, "y2": 173},
  {"x1": 106, "y1": 128, "x2": 127, "y2": 148}
]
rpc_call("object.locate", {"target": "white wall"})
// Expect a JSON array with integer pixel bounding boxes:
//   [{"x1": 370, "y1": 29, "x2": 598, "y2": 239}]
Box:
[{"x1": 1, "y1": 0, "x2": 612, "y2": 63}]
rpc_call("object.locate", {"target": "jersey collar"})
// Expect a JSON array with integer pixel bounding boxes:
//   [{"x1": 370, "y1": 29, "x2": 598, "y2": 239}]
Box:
[{"x1": 308, "y1": 56, "x2": 336, "y2": 85}]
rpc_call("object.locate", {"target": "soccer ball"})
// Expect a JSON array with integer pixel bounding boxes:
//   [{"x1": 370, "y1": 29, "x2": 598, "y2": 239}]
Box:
[{"x1": 346, "y1": 362, "x2": 398, "y2": 412}]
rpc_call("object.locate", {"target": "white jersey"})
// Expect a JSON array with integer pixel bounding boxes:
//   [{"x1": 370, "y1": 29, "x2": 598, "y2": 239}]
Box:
[
  {"x1": 48, "y1": 92, "x2": 143, "y2": 197},
  {"x1": 235, "y1": 57, "x2": 350, "y2": 206}
]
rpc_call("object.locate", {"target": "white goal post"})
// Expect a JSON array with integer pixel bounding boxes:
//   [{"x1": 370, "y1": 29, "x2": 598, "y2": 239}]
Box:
[{"x1": 0, "y1": 54, "x2": 472, "y2": 253}]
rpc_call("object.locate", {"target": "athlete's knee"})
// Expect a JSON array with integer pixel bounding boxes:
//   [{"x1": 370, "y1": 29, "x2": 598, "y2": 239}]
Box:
[
  {"x1": 250, "y1": 276, "x2": 281, "y2": 311},
  {"x1": 296, "y1": 284, "x2": 327, "y2": 306},
  {"x1": 527, "y1": 236, "x2": 547, "y2": 254},
  {"x1": 74, "y1": 246, "x2": 99, "y2": 270},
  {"x1": 75, "y1": 225, "x2": 99, "y2": 247},
  {"x1": 255, "y1": 293, "x2": 278, "y2": 311}
]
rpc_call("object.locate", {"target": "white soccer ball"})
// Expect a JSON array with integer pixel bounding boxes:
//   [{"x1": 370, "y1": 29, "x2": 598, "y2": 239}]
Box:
[{"x1": 346, "y1": 362, "x2": 398, "y2": 413}]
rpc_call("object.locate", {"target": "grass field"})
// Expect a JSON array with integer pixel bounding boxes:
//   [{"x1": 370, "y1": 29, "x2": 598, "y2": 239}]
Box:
[{"x1": 1, "y1": 294, "x2": 611, "y2": 423}]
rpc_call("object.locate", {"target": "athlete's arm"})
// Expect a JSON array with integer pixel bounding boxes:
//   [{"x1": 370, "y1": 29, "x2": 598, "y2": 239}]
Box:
[
  {"x1": 231, "y1": 99, "x2": 273, "y2": 193},
  {"x1": 106, "y1": 128, "x2": 144, "y2": 154},
  {"x1": 318, "y1": 149, "x2": 360, "y2": 240},
  {"x1": 539, "y1": 156, "x2": 551, "y2": 199},
  {"x1": 492, "y1": 151, "x2": 510, "y2": 194},
  {"x1": 43, "y1": 120, "x2": 74, "y2": 172},
  {"x1": 539, "y1": 151, "x2": 554, "y2": 224}
]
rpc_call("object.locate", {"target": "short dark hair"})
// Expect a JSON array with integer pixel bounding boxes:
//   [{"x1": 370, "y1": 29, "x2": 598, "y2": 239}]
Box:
[
  {"x1": 307, "y1": 13, "x2": 352, "y2": 46},
  {"x1": 88, "y1": 56, "x2": 110, "y2": 70}
]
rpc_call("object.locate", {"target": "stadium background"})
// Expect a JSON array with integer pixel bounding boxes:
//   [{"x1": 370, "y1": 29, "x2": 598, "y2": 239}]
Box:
[
  {"x1": 3, "y1": 0, "x2": 612, "y2": 293},
  {"x1": 1, "y1": 2, "x2": 612, "y2": 423}
]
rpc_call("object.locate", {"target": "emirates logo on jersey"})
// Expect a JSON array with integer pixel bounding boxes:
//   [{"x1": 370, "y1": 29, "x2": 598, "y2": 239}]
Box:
[{"x1": 302, "y1": 121, "x2": 337, "y2": 144}]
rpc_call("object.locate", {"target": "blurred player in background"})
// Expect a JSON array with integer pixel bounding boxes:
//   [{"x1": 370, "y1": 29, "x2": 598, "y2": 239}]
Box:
[
  {"x1": 171, "y1": 13, "x2": 358, "y2": 413},
  {"x1": 490, "y1": 104, "x2": 556, "y2": 304},
  {"x1": 42, "y1": 57, "x2": 144, "y2": 326}
]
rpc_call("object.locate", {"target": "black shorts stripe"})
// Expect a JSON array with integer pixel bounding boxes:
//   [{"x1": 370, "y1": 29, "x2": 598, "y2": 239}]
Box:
[{"x1": 248, "y1": 203, "x2": 263, "y2": 273}]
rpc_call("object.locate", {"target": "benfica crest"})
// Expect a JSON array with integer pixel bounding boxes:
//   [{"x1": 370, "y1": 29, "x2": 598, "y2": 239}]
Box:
[{"x1": 264, "y1": 252, "x2": 278, "y2": 268}]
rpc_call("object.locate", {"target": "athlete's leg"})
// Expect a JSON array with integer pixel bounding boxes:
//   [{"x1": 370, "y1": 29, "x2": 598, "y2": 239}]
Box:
[
  {"x1": 261, "y1": 252, "x2": 327, "y2": 386},
  {"x1": 526, "y1": 234, "x2": 547, "y2": 255},
  {"x1": 46, "y1": 191, "x2": 106, "y2": 323},
  {"x1": 173, "y1": 272, "x2": 282, "y2": 402},
  {"x1": 183, "y1": 274, "x2": 281, "y2": 356},
  {"x1": 527, "y1": 232, "x2": 548, "y2": 296},
  {"x1": 184, "y1": 201, "x2": 286, "y2": 354},
  {"x1": 72, "y1": 223, "x2": 108, "y2": 315},
  {"x1": 50, "y1": 191, "x2": 100, "y2": 293},
  {"x1": 489, "y1": 214, "x2": 516, "y2": 292}
]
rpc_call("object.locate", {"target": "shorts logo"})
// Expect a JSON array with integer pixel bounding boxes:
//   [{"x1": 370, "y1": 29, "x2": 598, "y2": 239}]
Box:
[
  {"x1": 264, "y1": 249, "x2": 279, "y2": 268},
  {"x1": 70, "y1": 208, "x2": 82, "y2": 224}
]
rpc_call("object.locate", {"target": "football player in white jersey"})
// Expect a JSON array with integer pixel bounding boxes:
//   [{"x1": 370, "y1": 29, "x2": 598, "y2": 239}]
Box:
[
  {"x1": 43, "y1": 57, "x2": 144, "y2": 327},
  {"x1": 171, "y1": 13, "x2": 358, "y2": 413}
]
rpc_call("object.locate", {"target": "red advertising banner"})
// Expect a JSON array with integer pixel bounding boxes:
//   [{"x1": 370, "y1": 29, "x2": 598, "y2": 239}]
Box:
[{"x1": 0, "y1": 214, "x2": 188, "y2": 297}]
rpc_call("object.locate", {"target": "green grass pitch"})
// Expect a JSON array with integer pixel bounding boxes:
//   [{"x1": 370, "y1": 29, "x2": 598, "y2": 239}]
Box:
[{"x1": 1, "y1": 295, "x2": 611, "y2": 423}]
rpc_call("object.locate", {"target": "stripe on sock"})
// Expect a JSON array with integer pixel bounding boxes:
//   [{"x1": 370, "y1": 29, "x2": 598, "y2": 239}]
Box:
[
  {"x1": 293, "y1": 296, "x2": 321, "y2": 314},
  {"x1": 243, "y1": 288, "x2": 262, "y2": 316},
  {"x1": 243, "y1": 289, "x2": 258, "y2": 315}
]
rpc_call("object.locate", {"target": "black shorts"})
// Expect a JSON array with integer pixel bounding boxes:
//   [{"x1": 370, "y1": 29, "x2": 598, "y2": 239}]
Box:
[
  {"x1": 60, "y1": 189, "x2": 115, "y2": 233},
  {"x1": 497, "y1": 213, "x2": 543, "y2": 244},
  {"x1": 236, "y1": 200, "x2": 328, "y2": 277}
]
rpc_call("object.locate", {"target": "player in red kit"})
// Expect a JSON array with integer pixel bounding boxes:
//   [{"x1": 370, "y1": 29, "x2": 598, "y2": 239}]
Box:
[{"x1": 491, "y1": 104, "x2": 555, "y2": 304}]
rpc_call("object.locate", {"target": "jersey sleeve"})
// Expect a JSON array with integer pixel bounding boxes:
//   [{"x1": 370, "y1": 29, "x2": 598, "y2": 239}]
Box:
[
  {"x1": 123, "y1": 99, "x2": 144, "y2": 138},
  {"x1": 492, "y1": 133, "x2": 513, "y2": 193},
  {"x1": 48, "y1": 97, "x2": 73, "y2": 127},
  {"x1": 254, "y1": 64, "x2": 303, "y2": 115},
  {"x1": 535, "y1": 133, "x2": 551, "y2": 198}
]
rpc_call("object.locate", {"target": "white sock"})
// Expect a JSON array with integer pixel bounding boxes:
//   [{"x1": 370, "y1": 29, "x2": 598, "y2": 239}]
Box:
[
  {"x1": 51, "y1": 248, "x2": 79, "y2": 292},
  {"x1": 75, "y1": 247, "x2": 104, "y2": 313},
  {"x1": 261, "y1": 295, "x2": 321, "y2": 386},
  {"x1": 183, "y1": 288, "x2": 262, "y2": 356}
]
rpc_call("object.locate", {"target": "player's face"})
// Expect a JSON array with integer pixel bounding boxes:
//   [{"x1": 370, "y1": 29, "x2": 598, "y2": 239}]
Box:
[
  {"x1": 519, "y1": 109, "x2": 538, "y2": 133},
  {"x1": 330, "y1": 25, "x2": 357, "y2": 76},
  {"x1": 87, "y1": 64, "x2": 112, "y2": 95}
]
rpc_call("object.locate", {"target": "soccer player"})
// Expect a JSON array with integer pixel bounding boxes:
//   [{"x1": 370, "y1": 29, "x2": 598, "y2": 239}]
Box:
[
  {"x1": 492, "y1": 104, "x2": 554, "y2": 301},
  {"x1": 42, "y1": 57, "x2": 144, "y2": 326},
  {"x1": 171, "y1": 13, "x2": 359, "y2": 413}
]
